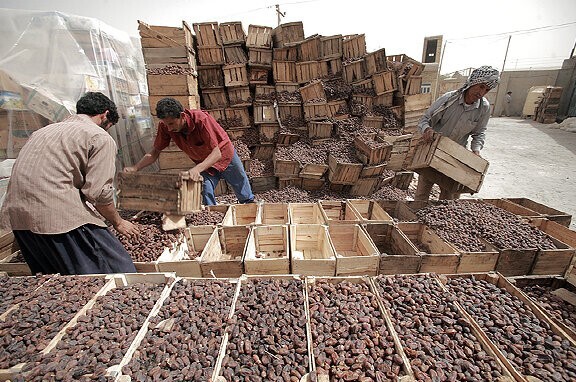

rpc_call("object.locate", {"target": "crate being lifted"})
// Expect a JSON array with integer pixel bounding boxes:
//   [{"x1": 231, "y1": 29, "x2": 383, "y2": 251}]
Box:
[
  {"x1": 117, "y1": 172, "x2": 202, "y2": 214},
  {"x1": 407, "y1": 133, "x2": 489, "y2": 194}
]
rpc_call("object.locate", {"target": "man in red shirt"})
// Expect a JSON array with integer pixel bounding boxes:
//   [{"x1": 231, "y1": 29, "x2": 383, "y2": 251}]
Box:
[{"x1": 125, "y1": 97, "x2": 254, "y2": 205}]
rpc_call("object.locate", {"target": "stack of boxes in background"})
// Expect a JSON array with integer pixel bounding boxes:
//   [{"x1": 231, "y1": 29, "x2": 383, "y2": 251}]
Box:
[
  {"x1": 137, "y1": 19, "x2": 432, "y2": 197},
  {"x1": 535, "y1": 86, "x2": 563, "y2": 124}
]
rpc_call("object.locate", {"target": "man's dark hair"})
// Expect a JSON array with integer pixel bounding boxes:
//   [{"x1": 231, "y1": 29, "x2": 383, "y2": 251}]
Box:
[
  {"x1": 76, "y1": 92, "x2": 119, "y2": 124},
  {"x1": 156, "y1": 97, "x2": 184, "y2": 119}
]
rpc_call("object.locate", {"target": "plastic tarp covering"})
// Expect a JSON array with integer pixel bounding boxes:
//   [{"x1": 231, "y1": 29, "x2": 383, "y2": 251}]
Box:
[{"x1": 0, "y1": 8, "x2": 154, "y2": 170}]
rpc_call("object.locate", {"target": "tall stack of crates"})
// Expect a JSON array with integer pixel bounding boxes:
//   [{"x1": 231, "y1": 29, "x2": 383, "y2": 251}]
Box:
[
  {"x1": 535, "y1": 86, "x2": 562, "y2": 124},
  {"x1": 139, "y1": 21, "x2": 199, "y2": 117}
]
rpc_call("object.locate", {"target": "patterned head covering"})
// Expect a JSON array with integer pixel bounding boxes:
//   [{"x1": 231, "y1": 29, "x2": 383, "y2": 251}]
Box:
[{"x1": 461, "y1": 66, "x2": 500, "y2": 92}]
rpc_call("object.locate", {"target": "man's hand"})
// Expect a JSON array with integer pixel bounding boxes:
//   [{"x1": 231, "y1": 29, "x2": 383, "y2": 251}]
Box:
[
  {"x1": 186, "y1": 167, "x2": 203, "y2": 182},
  {"x1": 422, "y1": 128, "x2": 434, "y2": 142},
  {"x1": 114, "y1": 219, "x2": 139, "y2": 238},
  {"x1": 124, "y1": 166, "x2": 138, "y2": 173}
]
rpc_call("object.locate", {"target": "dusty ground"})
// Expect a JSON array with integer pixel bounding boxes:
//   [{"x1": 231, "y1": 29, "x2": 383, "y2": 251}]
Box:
[{"x1": 462, "y1": 117, "x2": 576, "y2": 229}]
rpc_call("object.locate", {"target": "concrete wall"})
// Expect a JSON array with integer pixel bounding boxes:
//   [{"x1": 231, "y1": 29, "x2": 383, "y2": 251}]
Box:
[
  {"x1": 492, "y1": 69, "x2": 559, "y2": 117},
  {"x1": 556, "y1": 57, "x2": 576, "y2": 118}
]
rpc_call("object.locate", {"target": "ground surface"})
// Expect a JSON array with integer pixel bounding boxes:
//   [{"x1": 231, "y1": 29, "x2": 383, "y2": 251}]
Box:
[{"x1": 462, "y1": 117, "x2": 576, "y2": 229}]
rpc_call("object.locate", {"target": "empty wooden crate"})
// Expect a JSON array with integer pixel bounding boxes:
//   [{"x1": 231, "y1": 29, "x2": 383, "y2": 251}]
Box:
[
  {"x1": 200, "y1": 226, "x2": 250, "y2": 278},
  {"x1": 328, "y1": 224, "x2": 379, "y2": 276},
  {"x1": 408, "y1": 134, "x2": 490, "y2": 193},
  {"x1": 117, "y1": 172, "x2": 202, "y2": 214},
  {"x1": 290, "y1": 224, "x2": 336, "y2": 276},
  {"x1": 347, "y1": 199, "x2": 394, "y2": 224},
  {"x1": 318, "y1": 200, "x2": 362, "y2": 225},
  {"x1": 288, "y1": 203, "x2": 326, "y2": 224},
  {"x1": 244, "y1": 225, "x2": 290, "y2": 275},
  {"x1": 364, "y1": 223, "x2": 421, "y2": 274},
  {"x1": 221, "y1": 203, "x2": 262, "y2": 226}
]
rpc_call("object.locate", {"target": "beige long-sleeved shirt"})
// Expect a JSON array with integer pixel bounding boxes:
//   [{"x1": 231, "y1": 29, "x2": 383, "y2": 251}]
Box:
[{"x1": 1, "y1": 114, "x2": 117, "y2": 234}]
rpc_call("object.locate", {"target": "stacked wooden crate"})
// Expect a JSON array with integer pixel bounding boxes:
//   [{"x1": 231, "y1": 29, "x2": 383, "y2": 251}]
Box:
[
  {"x1": 138, "y1": 21, "x2": 199, "y2": 116},
  {"x1": 535, "y1": 86, "x2": 562, "y2": 124}
]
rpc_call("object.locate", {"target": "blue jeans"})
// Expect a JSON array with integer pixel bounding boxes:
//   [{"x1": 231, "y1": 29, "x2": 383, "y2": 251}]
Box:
[{"x1": 202, "y1": 150, "x2": 254, "y2": 205}]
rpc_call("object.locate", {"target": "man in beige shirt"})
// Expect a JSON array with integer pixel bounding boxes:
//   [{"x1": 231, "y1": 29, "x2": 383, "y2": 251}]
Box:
[{"x1": 1, "y1": 92, "x2": 139, "y2": 275}]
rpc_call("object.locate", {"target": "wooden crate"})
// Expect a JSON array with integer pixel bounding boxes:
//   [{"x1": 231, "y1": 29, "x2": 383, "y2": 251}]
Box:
[
  {"x1": 248, "y1": 66, "x2": 270, "y2": 85},
  {"x1": 0, "y1": 251, "x2": 31, "y2": 276},
  {"x1": 223, "y1": 64, "x2": 248, "y2": 87},
  {"x1": 147, "y1": 74, "x2": 198, "y2": 96},
  {"x1": 327, "y1": 153, "x2": 363, "y2": 185},
  {"x1": 275, "y1": 82, "x2": 300, "y2": 94},
  {"x1": 273, "y1": 153, "x2": 301, "y2": 177},
  {"x1": 364, "y1": 48, "x2": 387, "y2": 75},
  {"x1": 200, "y1": 226, "x2": 249, "y2": 278},
  {"x1": 205, "y1": 108, "x2": 226, "y2": 124},
  {"x1": 507, "y1": 198, "x2": 572, "y2": 227},
  {"x1": 364, "y1": 223, "x2": 422, "y2": 274},
  {"x1": 301, "y1": 178, "x2": 325, "y2": 191},
  {"x1": 408, "y1": 134, "x2": 489, "y2": 193},
  {"x1": 117, "y1": 172, "x2": 202, "y2": 214},
  {"x1": 252, "y1": 104, "x2": 275, "y2": 125},
  {"x1": 397, "y1": 222, "x2": 460, "y2": 274},
  {"x1": 290, "y1": 224, "x2": 336, "y2": 276},
  {"x1": 193, "y1": 22, "x2": 221, "y2": 46},
  {"x1": 221, "y1": 203, "x2": 261, "y2": 227},
  {"x1": 376, "y1": 200, "x2": 419, "y2": 222},
  {"x1": 323, "y1": 57, "x2": 343, "y2": 77},
  {"x1": 273, "y1": 46, "x2": 299, "y2": 61},
  {"x1": 299, "y1": 81, "x2": 326, "y2": 103},
  {"x1": 244, "y1": 225, "x2": 290, "y2": 275},
  {"x1": 372, "y1": 71, "x2": 396, "y2": 95},
  {"x1": 348, "y1": 199, "x2": 394, "y2": 224},
  {"x1": 260, "y1": 203, "x2": 289, "y2": 225},
  {"x1": 456, "y1": 240, "x2": 500, "y2": 274},
  {"x1": 225, "y1": 107, "x2": 251, "y2": 127},
  {"x1": 223, "y1": 44, "x2": 248, "y2": 64},
  {"x1": 254, "y1": 84, "x2": 276, "y2": 102},
  {"x1": 303, "y1": 102, "x2": 329, "y2": 121},
  {"x1": 299, "y1": 163, "x2": 328, "y2": 179},
  {"x1": 148, "y1": 95, "x2": 200, "y2": 116},
  {"x1": 348, "y1": 177, "x2": 381, "y2": 197},
  {"x1": 273, "y1": 21, "x2": 305, "y2": 48},
  {"x1": 373, "y1": 91, "x2": 394, "y2": 107},
  {"x1": 249, "y1": 175, "x2": 277, "y2": 192},
  {"x1": 197, "y1": 65, "x2": 224, "y2": 89},
  {"x1": 227, "y1": 85, "x2": 252, "y2": 107},
  {"x1": 342, "y1": 34, "x2": 366, "y2": 59},
  {"x1": 141, "y1": 46, "x2": 195, "y2": 68},
  {"x1": 343, "y1": 59, "x2": 366, "y2": 84},
  {"x1": 404, "y1": 76, "x2": 422, "y2": 95},
  {"x1": 530, "y1": 218, "x2": 576, "y2": 249},
  {"x1": 362, "y1": 115, "x2": 384, "y2": 129},
  {"x1": 319, "y1": 200, "x2": 363, "y2": 225},
  {"x1": 360, "y1": 163, "x2": 387, "y2": 178},
  {"x1": 307, "y1": 121, "x2": 332, "y2": 139},
  {"x1": 288, "y1": 202, "x2": 326, "y2": 224},
  {"x1": 531, "y1": 233, "x2": 574, "y2": 276},
  {"x1": 379, "y1": 133, "x2": 413, "y2": 171},
  {"x1": 326, "y1": 99, "x2": 348, "y2": 119},
  {"x1": 201, "y1": 87, "x2": 228, "y2": 108},
  {"x1": 219, "y1": 21, "x2": 245, "y2": 45},
  {"x1": 404, "y1": 93, "x2": 432, "y2": 132},
  {"x1": 320, "y1": 35, "x2": 342, "y2": 59},
  {"x1": 388, "y1": 53, "x2": 425, "y2": 77},
  {"x1": 257, "y1": 123, "x2": 279, "y2": 142},
  {"x1": 158, "y1": 147, "x2": 194, "y2": 170},
  {"x1": 278, "y1": 177, "x2": 302, "y2": 189},
  {"x1": 273, "y1": 60, "x2": 297, "y2": 83},
  {"x1": 298, "y1": 35, "x2": 321, "y2": 61},
  {"x1": 138, "y1": 21, "x2": 193, "y2": 49},
  {"x1": 495, "y1": 247, "x2": 538, "y2": 277},
  {"x1": 351, "y1": 94, "x2": 373, "y2": 109},
  {"x1": 391, "y1": 171, "x2": 414, "y2": 190},
  {"x1": 197, "y1": 45, "x2": 225, "y2": 65},
  {"x1": 483, "y1": 198, "x2": 546, "y2": 220},
  {"x1": 296, "y1": 61, "x2": 328, "y2": 84},
  {"x1": 353, "y1": 135, "x2": 392, "y2": 165},
  {"x1": 246, "y1": 24, "x2": 273, "y2": 48},
  {"x1": 248, "y1": 47, "x2": 273, "y2": 67},
  {"x1": 252, "y1": 143, "x2": 276, "y2": 161},
  {"x1": 277, "y1": 102, "x2": 304, "y2": 121},
  {"x1": 329, "y1": 224, "x2": 379, "y2": 276}
]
